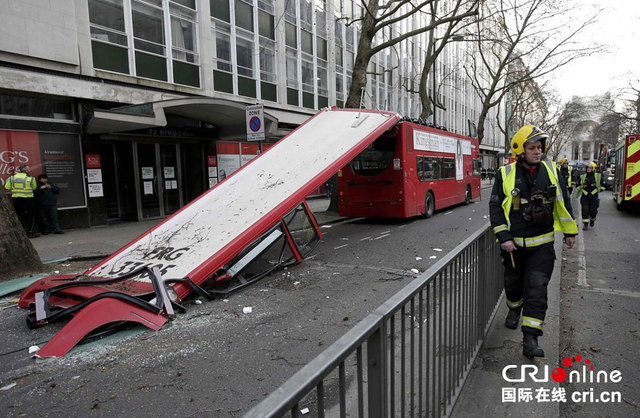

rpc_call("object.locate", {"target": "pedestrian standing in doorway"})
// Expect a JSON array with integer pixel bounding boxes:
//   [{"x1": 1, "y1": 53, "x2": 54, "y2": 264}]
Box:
[
  {"x1": 4, "y1": 165, "x2": 39, "y2": 238},
  {"x1": 35, "y1": 174, "x2": 64, "y2": 234},
  {"x1": 490, "y1": 125, "x2": 577, "y2": 358},
  {"x1": 576, "y1": 162, "x2": 602, "y2": 231}
]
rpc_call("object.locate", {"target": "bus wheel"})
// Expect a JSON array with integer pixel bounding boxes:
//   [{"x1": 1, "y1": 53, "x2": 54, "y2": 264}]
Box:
[
  {"x1": 424, "y1": 192, "x2": 435, "y2": 218},
  {"x1": 464, "y1": 185, "x2": 472, "y2": 205}
]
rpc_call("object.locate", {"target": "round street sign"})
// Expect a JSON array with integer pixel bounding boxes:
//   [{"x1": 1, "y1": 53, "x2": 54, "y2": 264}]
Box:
[{"x1": 249, "y1": 116, "x2": 261, "y2": 132}]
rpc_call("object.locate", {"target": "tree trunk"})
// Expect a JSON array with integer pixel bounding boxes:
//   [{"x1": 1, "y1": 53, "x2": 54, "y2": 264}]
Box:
[
  {"x1": 477, "y1": 105, "x2": 490, "y2": 144},
  {"x1": 344, "y1": 0, "x2": 378, "y2": 109},
  {"x1": 418, "y1": 56, "x2": 434, "y2": 121},
  {"x1": 0, "y1": 192, "x2": 43, "y2": 280}
]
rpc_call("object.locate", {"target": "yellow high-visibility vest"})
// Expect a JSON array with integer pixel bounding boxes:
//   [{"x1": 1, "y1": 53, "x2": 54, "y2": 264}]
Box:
[
  {"x1": 4, "y1": 172, "x2": 36, "y2": 198},
  {"x1": 498, "y1": 161, "x2": 577, "y2": 247},
  {"x1": 578, "y1": 173, "x2": 602, "y2": 195}
]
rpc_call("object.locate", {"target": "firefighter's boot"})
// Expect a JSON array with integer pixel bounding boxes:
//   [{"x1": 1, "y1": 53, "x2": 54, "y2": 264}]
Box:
[
  {"x1": 583, "y1": 223, "x2": 588, "y2": 231},
  {"x1": 523, "y1": 333, "x2": 544, "y2": 358},
  {"x1": 505, "y1": 307, "x2": 521, "y2": 329},
  {"x1": 590, "y1": 219, "x2": 595, "y2": 227}
]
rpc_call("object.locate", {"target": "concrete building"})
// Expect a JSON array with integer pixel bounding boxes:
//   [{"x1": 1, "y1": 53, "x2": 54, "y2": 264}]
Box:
[
  {"x1": 555, "y1": 94, "x2": 618, "y2": 165},
  {"x1": 1, "y1": 0, "x2": 506, "y2": 228}
]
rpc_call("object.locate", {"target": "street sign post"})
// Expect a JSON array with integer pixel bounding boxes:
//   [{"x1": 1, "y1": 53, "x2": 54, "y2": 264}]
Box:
[{"x1": 246, "y1": 104, "x2": 265, "y2": 141}]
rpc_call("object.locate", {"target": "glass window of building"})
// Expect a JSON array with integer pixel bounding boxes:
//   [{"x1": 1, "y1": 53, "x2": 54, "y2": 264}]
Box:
[
  {"x1": 210, "y1": 0, "x2": 230, "y2": 22},
  {"x1": 258, "y1": 0, "x2": 276, "y2": 101},
  {"x1": 212, "y1": 19, "x2": 233, "y2": 93},
  {"x1": 212, "y1": 21, "x2": 232, "y2": 72},
  {"x1": 88, "y1": 0, "x2": 129, "y2": 74},
  {"x1": 236, "y1": 29, "x2": 254, "y2": 78},
  {"x1": 299, "y1": 0, "x2": 313, "y2": 31},
  {"x1": 170, "y1": 0, "x2": 199, "y2": 87},
  {"x1": 286, "y1": 48, "x2": 298, "y2": 88},
  {"x1": 235, "y1": 0, "x2": 253, "y2": 32},
  {"x1": 132, "y1": 0, "x2": 167, "y2": 81}
]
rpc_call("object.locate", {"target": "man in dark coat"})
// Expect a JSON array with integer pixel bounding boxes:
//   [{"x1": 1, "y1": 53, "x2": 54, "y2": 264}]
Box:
[{"x1": 35, "y1": 174, "x2": 64, "y2": 234}]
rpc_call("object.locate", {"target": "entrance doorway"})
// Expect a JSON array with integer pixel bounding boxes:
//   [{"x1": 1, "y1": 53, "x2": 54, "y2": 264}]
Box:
[
  {"x1": 101, "y1": 140, "x2": 205, "y2": 222},
  {"x1": 134, "y1": 142, "x2": 184, "y2": 220}
]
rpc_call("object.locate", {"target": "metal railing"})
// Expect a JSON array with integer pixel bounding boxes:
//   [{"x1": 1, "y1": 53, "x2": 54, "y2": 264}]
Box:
[{"x1": 245, "y1": 223, "x2": 503, "y2": 418}]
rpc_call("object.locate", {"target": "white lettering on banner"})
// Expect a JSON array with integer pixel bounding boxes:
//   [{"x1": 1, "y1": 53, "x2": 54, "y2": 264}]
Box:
[
  {"x1": 0, "y1": 150, "x2": 29, "y2": 163},
  {"x1": 413, "y1": 130, "x2": 471, "y2": 155}
]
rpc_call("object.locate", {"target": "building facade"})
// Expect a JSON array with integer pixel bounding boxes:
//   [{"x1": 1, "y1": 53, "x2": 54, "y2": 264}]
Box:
[{"x1": 1, "y1": 0, "x2": 506, "y2": 228}]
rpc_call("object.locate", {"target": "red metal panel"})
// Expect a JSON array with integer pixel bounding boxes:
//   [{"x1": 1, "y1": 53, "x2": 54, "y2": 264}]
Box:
[{"x1": 35, "y1": 298, "x2": 168, "y2": 358}]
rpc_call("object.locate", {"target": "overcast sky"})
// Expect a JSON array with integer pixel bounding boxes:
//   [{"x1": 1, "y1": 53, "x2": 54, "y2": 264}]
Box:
[{"x1": 547, "y1": 0, "x2": 640, "y2": 103}]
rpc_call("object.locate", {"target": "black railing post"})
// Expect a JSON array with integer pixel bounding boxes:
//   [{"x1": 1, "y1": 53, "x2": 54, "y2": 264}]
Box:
[{"x1": 367, "y1": 325, "x2": 385, "y2": 418}]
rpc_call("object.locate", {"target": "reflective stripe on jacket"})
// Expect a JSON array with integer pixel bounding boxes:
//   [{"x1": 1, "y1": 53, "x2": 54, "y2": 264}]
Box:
[
  {"x1": 4, "y1": 173, "x2": 36, "y2": 198},
  {"x1": 499, "y1": 161, "x2": 577, "y2": 246}
]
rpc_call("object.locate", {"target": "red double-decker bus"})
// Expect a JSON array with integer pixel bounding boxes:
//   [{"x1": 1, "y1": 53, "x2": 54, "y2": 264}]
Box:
[{"x1": 338, "y1": 120, "x2": 481, "y2": 218}]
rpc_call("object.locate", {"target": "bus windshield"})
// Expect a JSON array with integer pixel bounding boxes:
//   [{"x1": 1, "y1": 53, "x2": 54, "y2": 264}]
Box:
[{"x1": 349, "y1": 135, "x2": 396, "y2": 176}]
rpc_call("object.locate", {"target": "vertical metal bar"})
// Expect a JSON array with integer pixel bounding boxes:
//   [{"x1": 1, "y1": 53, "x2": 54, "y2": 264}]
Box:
[
  {"x1": 448, "y1": 263, "x2": 453, "y2": 405},
  {"x1": 437, "y1": 272, "x2": 443, "y2": 417},
  {"x1": 410, "y1": 297, "x2": 415, "y2": 417},
  {"x1": 478, "y1": 233, "x2": 486, "y2": 346},
  {"x1": 431, "y1": 274, "x2": 440, "y2": 417},
  {"x1": 467, "y1": 243, "x2": 473, "y2": 363},
  {"x1": 317, "y1": 381, "x2": 325, "y2": 418},
  {"x1": 458, "y1": 253, "x2": 463, "y2": 383},
  {"x1": 390, "y1": 315, "x2": 395, "y2": 418},
  {"x1": 357, "y1": 346, "x2": 364, "y2": 418},
  {"x1": 339, "y1": 362, "x2": 346, "y2": 418},
  {"x1": 426, "y1": 282, "x2": 430, "y2": 416},
  {"x1": 401, "y1": 306, "x2": 406, "y2": 418},
  {"x1": 444, "y1": 265, "x2": 449, "y2": 409},
  {"x1": 367, "y1": 327, "x2": 385, "y2": 418},
  {"x1": 451, "y1": 259, "x2": 456, "y2": 400},
  {"x1": 463, "y1": 248, "x2": 469, "y2": 375},
  {"x1": 418, "y1": 290, "x2": 424, "y2": 417},
  {"x1": 455, "y1": 256, "x2": 460, "y2": 388}
]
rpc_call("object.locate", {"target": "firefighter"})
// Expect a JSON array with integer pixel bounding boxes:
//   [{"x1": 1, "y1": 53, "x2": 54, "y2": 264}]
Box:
[
  {"x1": 490, "y1": 125, "x2": 577, "y2": 358},
  {"x1": 558, "y1": 158, "x2": 575, "y2": 195},
  {"x1": 4, "y1": 165, "x2": 39, "y2": 238},
  {"x1": 577, "y1": 162, "x2": 603, "y2": 230}
]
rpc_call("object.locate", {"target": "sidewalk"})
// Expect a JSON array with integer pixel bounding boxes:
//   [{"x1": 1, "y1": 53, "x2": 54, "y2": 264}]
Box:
[
  {"x1": 451, "y1": 237, "x2": 563, "y2": 417},
  {"x1": 29, "y1": 197, "x2": 342, "y2": 262},
  {"x1": 481, "y1": 178, "x2": 497, "y2": 189}
]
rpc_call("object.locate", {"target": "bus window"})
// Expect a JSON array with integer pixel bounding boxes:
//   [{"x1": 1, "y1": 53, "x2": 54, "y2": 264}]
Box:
[
  {"x1": 441, "y1": 157, "x2": 455, "y2": 179},
  {"x1": 473, "y1": 159, "x2": 481, "y2": 176},
  {"x1": 417, "y1": 156, "x2": 439, "y2": 181},
  {"x1": 349, "y1": 135, "x2": 396, "y2": 176}
]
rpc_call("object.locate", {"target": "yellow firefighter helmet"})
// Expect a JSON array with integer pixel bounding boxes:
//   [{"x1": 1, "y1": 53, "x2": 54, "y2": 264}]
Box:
[
  {"x1": 511, "y1": 125, "x2": 549, "y2": 157},
  {"x1": 559, "y1": 157, "x2": 567, "y2": 166}
]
